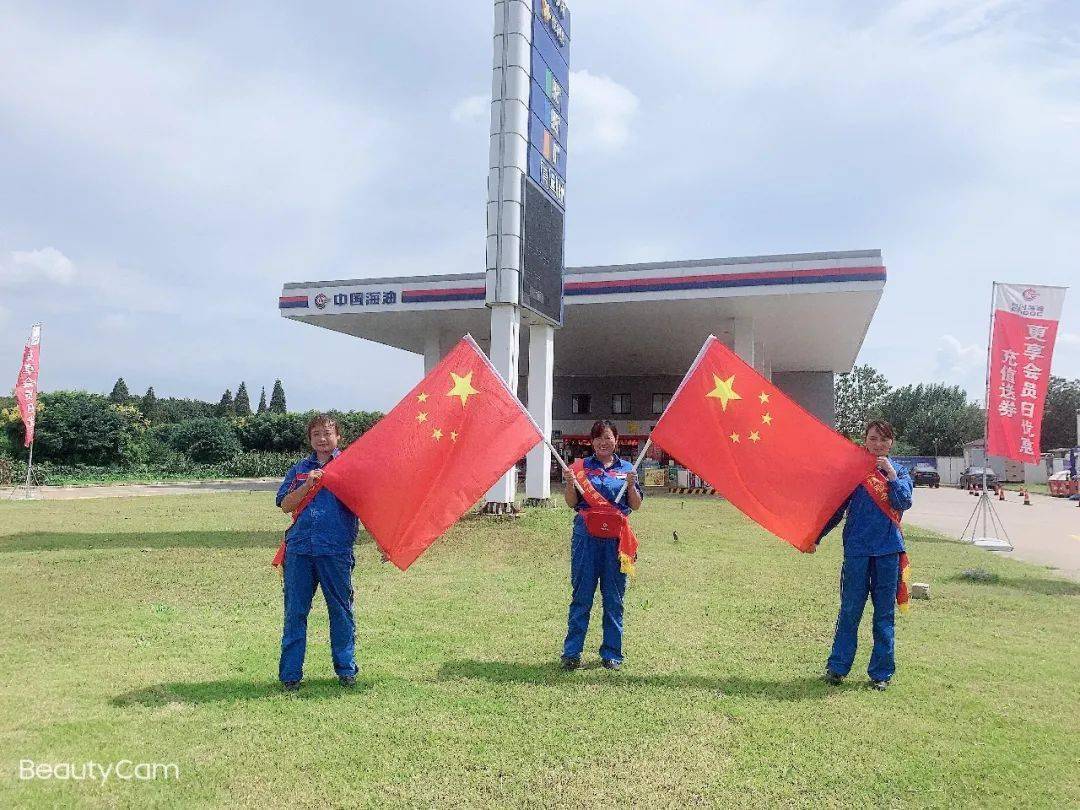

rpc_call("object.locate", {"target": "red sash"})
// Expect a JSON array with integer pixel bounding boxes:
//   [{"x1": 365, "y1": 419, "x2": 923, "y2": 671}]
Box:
[
  {"x1": 571, "y1": 459, "x2": 639, "y2": 575},
  {"x1": 271, "y1": 472, "x2": 324, "y2": 572},
  {"x1": 861, "y1": 470, "x2": 911, "y2": 613}
]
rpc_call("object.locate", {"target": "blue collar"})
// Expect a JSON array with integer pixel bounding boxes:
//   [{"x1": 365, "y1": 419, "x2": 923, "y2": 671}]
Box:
[
  {"x1": 307, "y1": 448, "x2": 341, "y2": 467},
  {"x1": 585, "y1": 453, "x2": 622, "y2": 470}
]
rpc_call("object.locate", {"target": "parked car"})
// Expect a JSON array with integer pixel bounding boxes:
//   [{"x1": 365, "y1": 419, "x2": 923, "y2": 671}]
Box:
[
  {"x1": 958, "y1": 466, "x2": 999, "y2": 490},
  {"x1": 910, "y1": 463, "x2": 940, "y2": 488}
]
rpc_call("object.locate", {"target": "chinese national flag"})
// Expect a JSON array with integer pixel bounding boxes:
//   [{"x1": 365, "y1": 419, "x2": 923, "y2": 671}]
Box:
[
  {"x1": 321, "y1": 335, "x2": 543, "y2": 570},
  {"x1": 650, "y1": 335, "x2": 874, "y2": 552}
]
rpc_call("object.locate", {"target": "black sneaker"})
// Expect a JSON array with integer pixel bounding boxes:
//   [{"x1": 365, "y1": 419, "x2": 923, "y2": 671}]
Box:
[
  {"x1": 601, "y1": 659, "x2": 622, "y2": 671},
  {"x1": 282, "y1": 680, "x2": 301, "y2": 692},
  {"x1": 560, "y1": 655, "x2": 581, "y2": 671},
  {"x1": 339, "y1": 675, "x2": 357, "y2": 688},
  {"x1": 870, "y1": 679, "x2": 889, "y2": 691},
  {"x1": 823, "y1": 669, "x2": 844, "y2": 685}
]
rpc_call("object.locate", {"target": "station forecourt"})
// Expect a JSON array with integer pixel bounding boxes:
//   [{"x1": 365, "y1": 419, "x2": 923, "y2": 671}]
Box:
[{"x1": 278, "y1": 248, "x2": 886, "y2": 504}]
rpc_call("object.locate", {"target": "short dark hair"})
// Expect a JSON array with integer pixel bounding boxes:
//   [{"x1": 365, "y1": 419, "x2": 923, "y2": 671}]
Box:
[
  {"x1": 589, "y1": 419, "x2": 619, "y2": 441},
  {"x1": 307, "y1": 413, "x2": 339, "y2": 438},
  {"x1": 864, "y1": 419, "x2": 895, "y2": 440}
]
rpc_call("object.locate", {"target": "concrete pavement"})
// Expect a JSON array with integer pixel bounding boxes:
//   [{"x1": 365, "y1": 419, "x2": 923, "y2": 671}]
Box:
[
  {"x1": 4, "y1": 478, "x2": 279, "y2": 501},
  {"x1": 906, "y1": 485, "x2": 1080, "y2": 581}
]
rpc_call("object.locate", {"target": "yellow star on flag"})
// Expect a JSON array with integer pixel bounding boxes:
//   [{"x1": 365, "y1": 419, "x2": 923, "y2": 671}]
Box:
[
  {"x1": 706, "y1": 374, "x2": 742, "y2": 411},
  {"x1": 447, "y1": 371, "x2": 479, "y2": 407},
  {"x1": 762, "y1": 412, "x2": 772, "y2": 425},
  {"x1": 450, "y1": 431, "x2": 458, "y2": 442},
  {"x1": 417, "y1": 392, "x2": 428, "y2": 403},
  {"x1": 432, "y1": 428, "x2": 443, "y2": 441},
  {"x1": 758, "y1": 392, "x2": 769, "y2": 404},
  {"x1": 749, "y1": 431, "x2": 761, "y2": 442},
  {"x1": 730, "y1": 432, "x2": 740, "y2": 443},
  {"x1": 416, "y1": 412, "x2": 428, "y2": 423}
]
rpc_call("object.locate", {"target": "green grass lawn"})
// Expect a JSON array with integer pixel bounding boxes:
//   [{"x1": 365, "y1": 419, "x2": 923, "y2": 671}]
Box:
[
  {"x1": 998, "y1": 482, "x2": 1051, "y2": 496},
  {"x1": 1, "y1": 493, "x2": 1077, "y2": 808}
]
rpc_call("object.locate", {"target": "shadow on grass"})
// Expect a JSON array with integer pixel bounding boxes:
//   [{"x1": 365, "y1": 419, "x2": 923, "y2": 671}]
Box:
[
  {"x1": 437, "y1": 659, "x2": 830, "y2": 701},
  {"x1": 0, "y1": 531, "x2": 374, "y2": 553},
  {"x1": 946, "y1": 573, "x2": 1080, "y2": 597},
  {"x1": 112, "y1": 677, "x2": 375, "y2": 706}
]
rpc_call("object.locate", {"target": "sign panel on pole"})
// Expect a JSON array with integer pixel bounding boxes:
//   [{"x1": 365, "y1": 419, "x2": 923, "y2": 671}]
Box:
[
  {"x1": 986, "y1": 283, "x2": 1068, "y2": 464},
  {"x1": 14, "y1": 324, "x2": 42, "y2": 447}
]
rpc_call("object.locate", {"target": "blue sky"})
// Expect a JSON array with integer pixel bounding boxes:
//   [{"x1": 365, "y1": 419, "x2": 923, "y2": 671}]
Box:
[{"x1": 1, "y1": 0, "x2": 1078, "y2": 411}]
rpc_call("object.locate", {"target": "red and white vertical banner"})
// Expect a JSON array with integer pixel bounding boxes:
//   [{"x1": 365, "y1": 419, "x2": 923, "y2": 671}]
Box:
[
  {"x1": 14, "y1": 324, "x2": 42, "y2": 447},
  {"x1": 986, "y1": 284, "x2": 1067, "y2": 464}
]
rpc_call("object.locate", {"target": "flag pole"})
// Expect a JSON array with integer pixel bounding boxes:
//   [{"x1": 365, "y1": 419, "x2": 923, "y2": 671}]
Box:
[
  {"x1": 24, "y1": 440, "x2": 34, "y2": 499},
  {"x1": 962, "y1": 282, "x2": 1012, "y2": 550},
  {"x1": 544, "y1": 437, "x2": 586, "y2": 497},
  {"x1": 614, "y1": 437, "x2": 653, "y2": 502},
  {"x1": 981, "y1": 283, "x2": 995, "y2": 508}
]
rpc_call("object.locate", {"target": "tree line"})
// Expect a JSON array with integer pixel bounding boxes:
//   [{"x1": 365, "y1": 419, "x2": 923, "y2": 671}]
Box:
[
  {"x1": 834, "y1": 366, "x2": 1080, "y2": 456},
  {"x1": 107, "y1": 377, "x2": 288, "y2": 420},
  {"x1": 0, "y1": 378, "x2": 383, "y2": 485}
]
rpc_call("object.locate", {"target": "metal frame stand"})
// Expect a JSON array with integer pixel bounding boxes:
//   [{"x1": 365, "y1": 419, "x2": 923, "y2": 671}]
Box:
[{"x1": 959, "y1": 487, "x2": 1013, "y2": 552}]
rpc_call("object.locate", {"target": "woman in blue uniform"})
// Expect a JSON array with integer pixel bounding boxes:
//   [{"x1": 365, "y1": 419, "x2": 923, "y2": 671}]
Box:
[
  {"x1": 275, "y1": 414, "x2": 360, "y2": 691},
  {"x1": 560, "y1": 420, "x2": 644, "y2": 671},
  {"x1": 814, "y1": 419, "x2": 913, "y2": 690}
]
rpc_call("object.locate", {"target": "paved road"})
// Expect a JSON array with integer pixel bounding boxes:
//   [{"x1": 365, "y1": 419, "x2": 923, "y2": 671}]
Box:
[
  {"x1": 906, "y1": 485, "x2": 1080, "y2": 580},
  {"x1": 5, "y1": 478, "x2": 279, "y2": 501}
]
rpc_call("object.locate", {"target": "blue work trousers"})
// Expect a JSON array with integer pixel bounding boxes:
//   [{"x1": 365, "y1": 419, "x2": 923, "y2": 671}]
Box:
[
  {"x1": 827, "y1": 553, "x2": 900, "y2": 682},
  {"x1": 279, "y1": 550, "x2": 358, "y2": 683},
  {"x1": 562, "y1": 527, "x2": 627, "y2": 663}
]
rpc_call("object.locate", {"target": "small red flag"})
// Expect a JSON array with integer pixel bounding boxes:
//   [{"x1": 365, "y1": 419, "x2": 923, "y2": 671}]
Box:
[
  {"x1": 321, "y1": 335, "x2": 543, "y2": 570},
  {"x1": 650, "y1": 335, "x2": 874, "y2": 552}
]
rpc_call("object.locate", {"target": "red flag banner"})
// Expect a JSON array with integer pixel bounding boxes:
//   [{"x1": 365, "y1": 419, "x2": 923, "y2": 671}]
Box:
[
  {"x1": 14, "y1": 324, "x2": 42, "y2": 447},
  {"x1": 650, "y1": 335, "x2": 874, "y2": 552},
  {"x1": 322, "y1": 335, "x2": 543, "y2": 570},
  {"x1": 986, "y1": 283, "x2": 1067, "y2": 464}
]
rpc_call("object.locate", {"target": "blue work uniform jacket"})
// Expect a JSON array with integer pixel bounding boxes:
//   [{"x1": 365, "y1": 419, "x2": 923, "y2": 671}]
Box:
[
  {"x1": 818, "y1": 459, "x2": 913, "y2": 557},
  {"x1": 276, "y1": 450, "x2": 359, "y2": 556},
  {"x1": 573, "y1": 454, "x2": 644, "y2": 533}
]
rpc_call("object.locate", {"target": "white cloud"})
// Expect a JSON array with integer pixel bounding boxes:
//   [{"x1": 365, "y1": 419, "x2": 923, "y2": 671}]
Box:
[
  {"x1": 451, "y1": 94, "x2": 489, "y2": 126},
  {"x1": 936, "y1": 333, "x2": 985, "y2": 377},
  {"x1": 1058, "y1": 332, "x2": 1080, "y2": 347},
  {"x1": 568, "y1": 70, "x2": 639, "y2": 153},
  {"x1": 0, "y1": 11, "x2": 387, "y2": 217},
  {"x1": 0, "y1": 247, "x2": 76, "y2": 285}
]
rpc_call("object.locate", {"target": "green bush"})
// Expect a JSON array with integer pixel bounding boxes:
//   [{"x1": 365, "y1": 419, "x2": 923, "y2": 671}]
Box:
[
  {"x1": 3, "y1": 392, "x2": 147, "y2": 466},
  {"x1": 234, "y1": 413, "x2": 309, "y2": 453},
  {"x1": 3, "y1": 459, "x2": 46, "y2": 486},
  {"x1": 330, "y1": 410, "x2": 383, "y2": 443},
  {"x1": 223, "y1": 451, "x2": 296, "y2": 478},
  {"x1": 167, "y1": 418, "x2": 241, "y2": 463}
]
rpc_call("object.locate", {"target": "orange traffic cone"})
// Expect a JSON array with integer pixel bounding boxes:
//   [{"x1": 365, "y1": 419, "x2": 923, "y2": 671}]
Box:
[
  {"x1": 998, "y1": 486, "x2": 1005, "y2": 501},
  {"x1": 1022, "y1": 487, "x2": 1032, "y2": 506}
]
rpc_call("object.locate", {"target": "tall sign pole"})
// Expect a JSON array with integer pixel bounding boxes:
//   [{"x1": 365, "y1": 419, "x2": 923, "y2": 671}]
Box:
[
  {"x1": 485, "y1": 0, "x2": 570, "y2": 511},
  {"x1": 14, "y1": 324, "x2": 42, "y2": 499}
]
